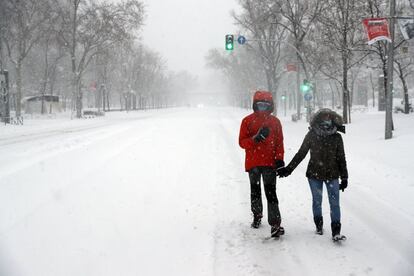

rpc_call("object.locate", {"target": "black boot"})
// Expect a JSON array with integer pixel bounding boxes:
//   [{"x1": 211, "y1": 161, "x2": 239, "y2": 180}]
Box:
[
  {"x1": 331, "y1": 222, "x2": 346, "y2": 241},
  {"x1": 314, "y1": 216, "x2": 323, "y2": 235},
  {"x1": 251, "y1": 214, "x2": 262, "y2": 229},
  {"x1": 331, "y1": 222, "x2": 341, "y2": 237},
  {"x1": 270, "y1": 225, "x2": 285, "y2": 238}
]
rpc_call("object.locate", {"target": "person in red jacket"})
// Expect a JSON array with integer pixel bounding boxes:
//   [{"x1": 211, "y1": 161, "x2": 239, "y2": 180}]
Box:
[{"x1": 239, "y1": 91, "x2": 285, "y2": 238}]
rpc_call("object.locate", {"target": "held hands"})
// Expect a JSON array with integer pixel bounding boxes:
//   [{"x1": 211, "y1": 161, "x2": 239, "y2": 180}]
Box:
[
  {"x1": 276, "y1": 160, "x2": 292, "y2": 177},
  {"x1": 275, "y1": 160, "x2": 285, "y2": 170},
  {"x1": 340, "y1": 178, "x2": 348, "y2": 192},
  {"x1": 253, "y1": 127, "x2": 270, "y2": 143},
  {"x1": 276, "y1": 166, "x2": 292, "y2": 178}
]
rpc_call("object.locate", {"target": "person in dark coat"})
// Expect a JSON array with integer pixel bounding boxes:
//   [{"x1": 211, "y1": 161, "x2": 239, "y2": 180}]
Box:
[
  {"x1": 278, "y1": 108, "x2": 348, "y2": 240},
  {"x1": 239, "y1": 91, "x2": 285, "y2": 237}
]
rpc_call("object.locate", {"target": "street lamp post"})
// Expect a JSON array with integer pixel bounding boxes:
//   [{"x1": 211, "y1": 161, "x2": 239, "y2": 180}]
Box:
[{"x1": 385, "y1": 0, "x2": 396, "y2": 139}]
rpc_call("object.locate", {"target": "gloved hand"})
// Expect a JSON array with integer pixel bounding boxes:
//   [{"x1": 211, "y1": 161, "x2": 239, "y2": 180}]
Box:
[
  {"x1": 253, "y1": 127, "x2": 270, "y2": 143},
  {"x1": 275, "y1": 160, "x2": 285, "y2": 170},
  {"x1": 277, "y1": 166, "x2": 292, "y2": 178},
  {"x1": 340, "y1": 178, "x2": 348, "y2": 192}
]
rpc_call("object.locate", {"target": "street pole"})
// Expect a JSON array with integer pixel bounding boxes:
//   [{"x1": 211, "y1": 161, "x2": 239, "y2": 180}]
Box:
[
  {"x1": 296, "y1": 53, "x2": 301, "y2": 120},
  {"x1": 385, "y1": 0, "x2": 396, "y2": 139}
]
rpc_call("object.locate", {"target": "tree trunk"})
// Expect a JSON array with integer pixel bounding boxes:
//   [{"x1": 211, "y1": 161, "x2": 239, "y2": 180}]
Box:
[
  {"x1": 15, "y1": 60, "x2": 22, "y2": 117},
  {"x1": 71, "y1": 0, "x2": 82, "y2": 118},
  {"x1": 41, "y1": 40, "x2": 49, "y2": 115},
  {"x1": 403, "y1": 78, "x2": 409, "y2": 114},
  {"x1": 75, "y1": 78, "x2": 82, "y2": 118},
  {"x1": 369, "y1": 72, "x2": 375, "y2": 108},
  {"x1": 106, "y1": 89, "x2": 110, "y2": 111},
  {"x1": 342, "y1": 54, "x2": 349, "y2": 124},
  {"x1": 328, "y1": 81, "x2": 335, "y2": 110},
  {"x1": 396, "y1": 61, "x2": 410, "y2": 114}
]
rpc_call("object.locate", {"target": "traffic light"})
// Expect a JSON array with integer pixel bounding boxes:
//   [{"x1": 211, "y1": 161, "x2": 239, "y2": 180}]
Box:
[
  {"x1": 300, "y1": 79, "x2": 311, "y2": 93},
  {"x1": 281, "y1": 95, "x2": 287, "y2": 101},
  {"x1": 225, "y1": 34, "x2": 234, "y2": 51}
]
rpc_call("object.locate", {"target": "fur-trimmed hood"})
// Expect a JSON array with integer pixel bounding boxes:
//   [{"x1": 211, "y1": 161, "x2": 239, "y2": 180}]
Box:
[{"x1": 310, "y1": 108, "x2": 345, "y2": 134}]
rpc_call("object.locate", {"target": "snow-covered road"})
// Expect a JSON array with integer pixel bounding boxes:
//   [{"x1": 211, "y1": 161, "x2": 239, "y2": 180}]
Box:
[{"x1": 0, "y1": 107, "x2": 413, "y2": 276}]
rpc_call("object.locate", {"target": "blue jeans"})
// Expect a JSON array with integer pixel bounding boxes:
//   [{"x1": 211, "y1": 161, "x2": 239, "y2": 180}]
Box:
[{"x1": 308, "y1": 178, "x2": 341, "y2": 223}]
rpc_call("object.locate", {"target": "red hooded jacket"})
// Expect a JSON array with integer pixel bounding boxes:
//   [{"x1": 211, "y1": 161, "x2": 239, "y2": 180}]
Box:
[{"x1": 239, "y1": 91, "x2": 284, "y2": 171}]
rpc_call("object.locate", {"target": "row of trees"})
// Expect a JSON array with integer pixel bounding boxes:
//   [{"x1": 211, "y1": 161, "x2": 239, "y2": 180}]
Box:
[
  {"x1": 0, "y1": 0, "x2": 197, "y2": 118},
  {"x1": 206, "y1": 0, "x2": 414, "y2": 122}
]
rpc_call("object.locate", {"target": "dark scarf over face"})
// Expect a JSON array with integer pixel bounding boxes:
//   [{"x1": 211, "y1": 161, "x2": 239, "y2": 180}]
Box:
[{"x1": 312, "y1": 123, "x2": 337, "y2": 137}]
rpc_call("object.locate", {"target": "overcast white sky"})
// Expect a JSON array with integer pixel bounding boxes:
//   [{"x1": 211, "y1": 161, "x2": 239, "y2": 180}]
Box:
[{"x1": 141, "y1": 0, "x2": 239, "y2": 78}]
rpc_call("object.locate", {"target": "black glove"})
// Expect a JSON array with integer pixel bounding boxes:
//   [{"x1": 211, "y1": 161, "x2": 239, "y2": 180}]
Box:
[
  {"x1": 340, "y1": 178, "x2": 348, "y2": 192},
  {"x1": 275, "y1": 160, "x2": 285, "y2": 170},
  {"x1": 253, "y1": 127, "x2": 270, "y2": 143},
  {"x1": 277, "y1": 166, "x2": 292, "y2": 178}
]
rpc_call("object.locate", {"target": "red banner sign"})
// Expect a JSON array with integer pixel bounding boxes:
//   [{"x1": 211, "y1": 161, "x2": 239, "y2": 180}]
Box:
[
  {"x1": 90, "y1": 81, "x2": 97, "y2": 91},
  {"x1": 363, "y1": 18, "x2": 392, "y2": 45},
  {"x1": 286, "y1": 64, "x2": 297, "y2": 72}
]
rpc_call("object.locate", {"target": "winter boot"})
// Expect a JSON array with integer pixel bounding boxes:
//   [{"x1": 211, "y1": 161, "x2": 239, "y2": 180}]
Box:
[
  {"x1": 270, "y1": 225, "x2": 285, "y2": 238},
  {"x1": 314, "y1": 216, "x2": 323, "y2": 235},
  {"x1": 331, "y1": 222, "x2": 345, "y2": 241},
  {"x1": 251, "y1": 214, "x2": 262, "y2": 229}
]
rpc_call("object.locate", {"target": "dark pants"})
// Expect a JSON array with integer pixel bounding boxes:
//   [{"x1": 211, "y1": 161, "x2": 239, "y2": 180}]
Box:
[{"x1": 248, "y1": 167, "x2": 281, "y2": 226}]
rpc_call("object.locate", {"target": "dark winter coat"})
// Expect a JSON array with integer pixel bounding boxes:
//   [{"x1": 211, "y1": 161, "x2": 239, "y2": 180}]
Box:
[
  {"x1": 239, "y1": 91, "x2": 284, "y2": 171},
  {"x1": 286, "y1": 109, "x2": 348, "y2": 180}
]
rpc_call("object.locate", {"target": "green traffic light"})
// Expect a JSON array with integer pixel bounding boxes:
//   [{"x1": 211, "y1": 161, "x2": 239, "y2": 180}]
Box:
[
  {"x1": 225, "y1": 34, "x2": 234, "y2": 51},
  {"x1": 300, "y1": 84, "x2": 310, "y2": 93},
  {"x1": 300, "y1": 79, "x2": 311, "y2": 93}
]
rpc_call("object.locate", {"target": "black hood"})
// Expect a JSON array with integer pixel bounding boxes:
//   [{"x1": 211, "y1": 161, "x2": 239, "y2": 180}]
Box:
[{"x1": 310, "y1": 108, "x2": 345, "y2": 134}]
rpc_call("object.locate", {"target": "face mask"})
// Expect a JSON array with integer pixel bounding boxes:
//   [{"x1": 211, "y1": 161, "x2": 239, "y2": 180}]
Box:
[
  {"x1": 256, "y1": 101, "x2": 272, "y2": 111},
  {"x1": 319, "y1": 119, "x2": 333, "y2": 129}
]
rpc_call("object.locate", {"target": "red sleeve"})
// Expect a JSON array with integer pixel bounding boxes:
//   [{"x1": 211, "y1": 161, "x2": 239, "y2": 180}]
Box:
[
  {"x1": 239, "y1": 117, "x2": 255, "y2": 150},
  {"x1": 274, "y1": 118, "x2": 284, "y2": 161}
]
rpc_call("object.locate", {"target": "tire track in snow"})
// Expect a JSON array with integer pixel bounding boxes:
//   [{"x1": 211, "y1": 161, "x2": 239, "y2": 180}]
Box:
[
  {"x1": 0, "y1": 115, "x2": 155, "y2": 146},
  {"x1": 0, "y1": 120, "x2": 159, "y2": 236}
]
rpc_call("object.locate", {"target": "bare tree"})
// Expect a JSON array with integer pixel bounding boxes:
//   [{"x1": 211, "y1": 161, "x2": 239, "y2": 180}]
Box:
[
  {"x1": 2, "y1": 0, "x2": 53, "y2": 116},
  {"x1": 206, "y1": 48, "x2": 266, "y2": 108},
  {"x1": 274, "y1": 0, "x2": 324, "y2": 117},
  {"x1": 0, "y1": 0, "x2": 8, "y2": 71},
  {"x1": 315, "y1": 0, "x2": 368, "y2": 123},
  {"x1": 38, "y1": 15, "x2": 66, "y2": 114},
  {"x1": 100, "y1": 42, "x2": 173, "y2": 110},
  {"x1": 394, "y1": 53, "x2": 414, "y2": 113},
  {"x1": 56, "y1": 0, "x2": 145, "y2": 118},
  {"x1": 393, "y1": 2, "x2": 414, "y2": 114},
  {"x1": 364, "y1": 0, "x2": 410, "y2": 117},
  {"x1": 233, "y1": 0, "x2": 288, "y2": 114}
]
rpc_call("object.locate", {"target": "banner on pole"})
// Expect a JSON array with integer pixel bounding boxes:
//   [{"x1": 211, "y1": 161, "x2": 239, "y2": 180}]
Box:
[
  {"x1": 398, "y1": 18, "x2": 414, "y2": 40},
  {"x1": 363, "y1": 18, "x2": 392, "y2": 45},
  {"x1": 286, "y1": 64, "x2": 297, "y2": 72}
]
